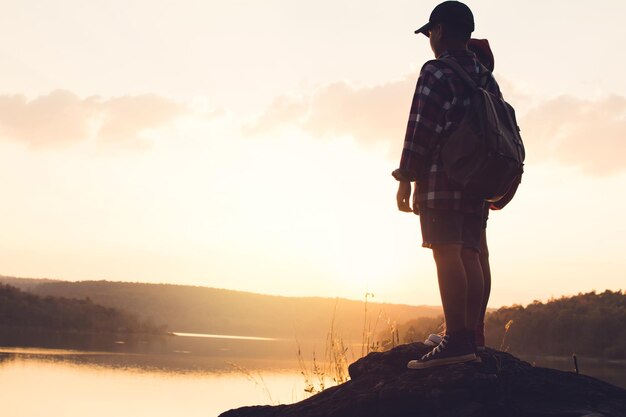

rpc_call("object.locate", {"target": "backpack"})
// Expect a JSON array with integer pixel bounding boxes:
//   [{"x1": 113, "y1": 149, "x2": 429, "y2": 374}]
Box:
[{"x1": 437, "y1": 58, "x2": 525, "y2": 206}]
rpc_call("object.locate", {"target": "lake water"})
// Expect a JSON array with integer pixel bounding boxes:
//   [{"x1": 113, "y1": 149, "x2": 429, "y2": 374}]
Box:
[
  {"x1": 0, "y1": 352, "x2": 305, "y2": 417},
  {"x1": 0, "y1": 330, "x2": 345, "y2": 417},
  {"x1": 1, "y1": 331, "x2": 625, "y2": 417}
]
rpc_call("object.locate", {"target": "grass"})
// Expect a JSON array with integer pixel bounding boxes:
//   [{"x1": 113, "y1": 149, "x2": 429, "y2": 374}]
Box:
[
  {"x1": 500, "y1": 319, "x2": 514, "y2": 351},
  {"x1": 228, "y1": 361, "x2": 277, "y2": 405},
  {"x1": 235, "y1": 293, "x2": 519, "y2": 399},
  {"x1": 236, "y1": 297, "x2": 517, "y2": 401},
  {"x1": 295, "y1": 300, "x2": 349, "y2": 395},
  {"x1": 296, "y1": 293, "x2": 401, "y2": 396},
  {"x1": 298, "y1": 304, "x2": 517, "y2": 395}
]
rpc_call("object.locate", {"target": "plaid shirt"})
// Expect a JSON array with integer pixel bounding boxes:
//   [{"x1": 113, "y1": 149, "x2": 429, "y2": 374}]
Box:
[{"x1": 396, "y1": 49, "x2": 501, "y2": 213}]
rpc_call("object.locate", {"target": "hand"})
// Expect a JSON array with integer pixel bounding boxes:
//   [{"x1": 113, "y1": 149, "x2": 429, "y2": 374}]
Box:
[
  {"x1": 412, "y1": 183, "x2": 420, "y2": 215},
  {"x1": 396, "y1": 181, "x2": 412, "y2": 212}
]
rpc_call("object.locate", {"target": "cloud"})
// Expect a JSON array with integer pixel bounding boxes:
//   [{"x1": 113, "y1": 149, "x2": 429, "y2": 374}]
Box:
[
  {"x1": 95, "y1": 94, "x2": 185, "y2": 148},
  {"x1": 522, "y1": 95, "x2": 626, "y2": 175},
  {"x1": 243, "y1": 74, "x2": 417, "y2": 154},
  {"x1": 246, "y1": 74, "x2": 626, "y2": 176},
  {"x1": 244, "y1": 71, "x2": 532, "y2": 145},
  {"x1": 0, "y1": 90, "x2": 186, "y2": 149}
]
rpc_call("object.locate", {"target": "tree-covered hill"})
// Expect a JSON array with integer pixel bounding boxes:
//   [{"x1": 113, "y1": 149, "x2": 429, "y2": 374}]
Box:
[
  {"x1": 0, "y1": 276, "x2": 441, "y2": 340},
  {"x1": 0, "y1": 284, "x2": 164, "y2": 334},
  {"x1": 398, "y1": 290, "x2": 626, "y2": 359},
  {"x1": 486, "y1": 290, "x2": 626, "y2": 358}
]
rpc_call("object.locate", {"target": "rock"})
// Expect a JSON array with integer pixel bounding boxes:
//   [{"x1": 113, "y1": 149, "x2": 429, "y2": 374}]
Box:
[{"x1": 219, "y1": 343, "x2": 626, "y2": 417}]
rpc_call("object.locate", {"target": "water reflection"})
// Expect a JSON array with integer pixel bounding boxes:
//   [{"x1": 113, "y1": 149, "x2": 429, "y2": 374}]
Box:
[
  {"x1": 0, "y1": 327, "x2": 308, "y2": 374},
  {"x1": 0, "y1": 330, "x2": 312, "y2": 417},
  {"x1": 173, "y1": 332, "x2": 278, "y2": 341},
  {"x1": 0, "y1": 328, "x2": 340, "y2": 417},
  {"x1": 4, "y1": 345, "x2": 624, "y2": 386},
  {"x1": 3, "y1": 346, "x2": 625, "y2": 417},
  {"x1": 0, "y1": 347, "x2": 304, "y2": 375},
  {"x1": 0, "y1": 355, "x2": 305, "y2": 417},
  {"x1": 1, "y1": 327, "x2": 295, "y2": 353},
  {"x1": 0, "y1": 351, "x2": 16, "y2": 365}
]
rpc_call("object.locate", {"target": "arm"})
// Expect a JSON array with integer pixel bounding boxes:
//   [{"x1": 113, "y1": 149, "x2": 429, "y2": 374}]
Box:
[
  {"x1": 394, "y1": 62, "x2": 447, "y2": 181},
  {"x1": 392, "y1": 62, "x2": 448, "y2": 213}
]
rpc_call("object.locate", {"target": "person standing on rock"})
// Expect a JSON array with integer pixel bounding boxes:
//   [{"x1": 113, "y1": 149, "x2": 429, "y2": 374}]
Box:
[
  {"x1": 392, "y1": 1, "x2": 503, "y2": 369},
  {"x1": 423, "y1": 37, "x2": 497, "y2": 352}
]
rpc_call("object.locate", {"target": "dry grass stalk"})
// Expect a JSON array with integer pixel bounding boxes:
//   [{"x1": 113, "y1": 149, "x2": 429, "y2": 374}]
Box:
[{"x1": 500, "y1": 319, "x2": 514, "y2": 351}]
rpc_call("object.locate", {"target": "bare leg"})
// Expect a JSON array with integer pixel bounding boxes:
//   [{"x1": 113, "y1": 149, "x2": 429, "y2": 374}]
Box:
[
  {"x1": 432, "y1": 244, "x2": 467, "y2": 333},
  {"x1": 462, "y1": 247, "x2": 484, "y2": 331},
  {"x1": 478, "y1": 229, "x2": 491, "y2": 325}
]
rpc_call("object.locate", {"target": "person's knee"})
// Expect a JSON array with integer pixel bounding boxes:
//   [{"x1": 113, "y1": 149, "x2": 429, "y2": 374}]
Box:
[
  {"x1": 431, "y1": 244, "x2": 463, "y2": 266},
  {"x1": 461, "y1": 247, "x2": 480, "y2": 264}
]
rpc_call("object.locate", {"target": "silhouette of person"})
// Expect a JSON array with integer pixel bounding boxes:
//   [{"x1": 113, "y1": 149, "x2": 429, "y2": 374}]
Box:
[
  {"x1": 423, "y1": 38, "x2": 496, "y2": 352},
  {"x1": 392, "y1": 1, "x2": 504, "y2": 369}
]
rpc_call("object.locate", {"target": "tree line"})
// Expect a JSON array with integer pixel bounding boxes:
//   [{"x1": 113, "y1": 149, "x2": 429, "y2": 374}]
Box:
[
  {"x1": 0, "y1": 284, "x2": 165, "y2": 334},
  {"x1": 1, "y1": 278, "x2": 441, "y2": 339},
  {"x1": 397, "y1": 290, "x2": 626, "y2": 359}
]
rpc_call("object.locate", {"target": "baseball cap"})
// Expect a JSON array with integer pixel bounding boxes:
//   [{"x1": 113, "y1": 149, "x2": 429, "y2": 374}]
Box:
[{"x1": 415, "y1": 1, "x2": 475, "y2": 38}]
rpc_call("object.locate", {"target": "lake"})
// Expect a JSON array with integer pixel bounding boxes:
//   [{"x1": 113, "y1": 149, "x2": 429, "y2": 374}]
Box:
[
  {"x1": 1, "y1": 330, "x2": 625, "y2": 417},
  {"x1": 0, "y1": 351, "x2": 305, "y2": 417},
  {"x1": 0, "y1": 330, "x2": 347, "y2": 417}
]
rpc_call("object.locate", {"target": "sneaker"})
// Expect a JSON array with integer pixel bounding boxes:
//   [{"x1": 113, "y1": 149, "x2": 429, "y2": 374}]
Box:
[
  {"x1": 424, "y1": 333, "x2": 443, "y2": 347},
  {"x1": 408, "y1": 332, "x2": 477, "y2": 369}
]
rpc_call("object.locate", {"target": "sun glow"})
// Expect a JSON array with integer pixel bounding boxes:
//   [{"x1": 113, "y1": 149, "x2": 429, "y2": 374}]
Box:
[{"x1": 0, "y1": 0, "x2": 625, "y2": 307}]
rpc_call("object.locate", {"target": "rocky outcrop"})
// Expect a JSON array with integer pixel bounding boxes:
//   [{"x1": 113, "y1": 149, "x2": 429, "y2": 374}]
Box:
[{"x1": 219, "y1": 343, "x2": 626, "y2": 417}]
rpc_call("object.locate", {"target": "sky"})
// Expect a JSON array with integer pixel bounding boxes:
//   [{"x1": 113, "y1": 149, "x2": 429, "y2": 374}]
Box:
[{"x1": 0, "y1": 0, "x2": 625, "y2": 307}]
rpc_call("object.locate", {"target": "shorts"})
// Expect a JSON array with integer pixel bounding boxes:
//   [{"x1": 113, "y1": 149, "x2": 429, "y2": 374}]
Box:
[{"x1": 419, "y1": 207, "x2": 484, "y2": 253}]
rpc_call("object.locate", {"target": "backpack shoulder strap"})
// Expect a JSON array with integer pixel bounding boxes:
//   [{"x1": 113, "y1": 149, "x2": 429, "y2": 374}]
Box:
[{"x1": 438, "y1": 58, "x2": 479, "y2": 90}]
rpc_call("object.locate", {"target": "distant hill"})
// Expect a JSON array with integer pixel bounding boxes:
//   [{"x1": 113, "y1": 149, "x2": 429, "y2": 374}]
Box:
[
  {"x1": 0, "y1": 276, "x2": 441, "y2": 341},
  {"x1": 0, "y1": 283, "x2": 163, "y2": 334},
  {"x1": 0, "y1": 276, "x2": 60, "y2": 290}
]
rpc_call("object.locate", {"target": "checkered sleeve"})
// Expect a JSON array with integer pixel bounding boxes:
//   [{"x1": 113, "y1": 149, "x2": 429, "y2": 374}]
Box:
[{"x1": 397, "y1": 62, "x2": 449, "y2": 181}]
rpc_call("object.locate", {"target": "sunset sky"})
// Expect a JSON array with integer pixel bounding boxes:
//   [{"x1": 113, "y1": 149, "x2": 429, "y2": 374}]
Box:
[{"x1": 1, "y1": 0, "x2": 625, "y2": 307}]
